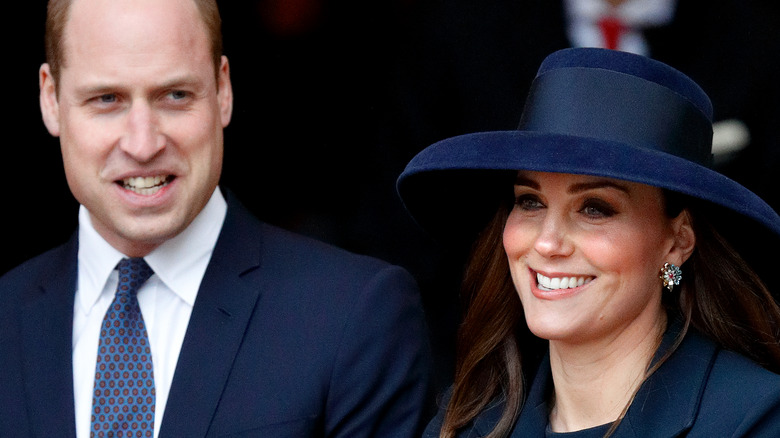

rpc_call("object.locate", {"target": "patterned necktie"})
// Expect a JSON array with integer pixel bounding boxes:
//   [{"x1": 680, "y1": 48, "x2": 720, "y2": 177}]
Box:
[{"x1": 91, "y1": 258, "x2": 156, "y2": 438}]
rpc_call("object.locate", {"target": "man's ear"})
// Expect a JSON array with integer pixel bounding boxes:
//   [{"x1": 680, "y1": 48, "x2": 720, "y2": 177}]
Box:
[
  {"x1": 668, "y1": 210, "x2": 696, "y2": 266},
  {"x1": 39, "y1": 63, "x2": 61, "y2": 137},
  {"x1": 217, "y1": 55, "x2": 233, "y2": 128}
]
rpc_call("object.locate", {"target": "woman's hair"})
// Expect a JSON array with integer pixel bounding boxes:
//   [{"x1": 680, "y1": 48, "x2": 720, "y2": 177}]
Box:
[{"x1": 439, "y1": 190, "x2": 780, "y2": 438}]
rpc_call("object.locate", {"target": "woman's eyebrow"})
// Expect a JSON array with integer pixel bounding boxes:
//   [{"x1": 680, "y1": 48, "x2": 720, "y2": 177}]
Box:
[
  {"x1": 514, "y1": 176, "x2": 630, "y2": 194},
  {"x1": 514, "y1": 176, "x2": 539, "y2": 189},
  {"x1": 568, "y1": 180, "x2": 630, "y2": 194}
]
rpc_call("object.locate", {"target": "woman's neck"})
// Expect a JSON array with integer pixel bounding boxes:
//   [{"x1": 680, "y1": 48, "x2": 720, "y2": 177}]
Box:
[{"x1": 547, "y1": 312, "x2": 667, "y2": 433}]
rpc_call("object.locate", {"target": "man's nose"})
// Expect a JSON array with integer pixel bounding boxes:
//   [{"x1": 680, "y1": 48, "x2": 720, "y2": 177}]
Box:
[{"x1": 119, "y1": 102, "x2": 165, "y2": 162}]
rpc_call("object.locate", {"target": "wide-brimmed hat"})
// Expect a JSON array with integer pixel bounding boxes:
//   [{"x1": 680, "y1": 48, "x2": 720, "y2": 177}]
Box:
[{"x1": 397, "y1": 48, "x2": 780, "y2": 245}]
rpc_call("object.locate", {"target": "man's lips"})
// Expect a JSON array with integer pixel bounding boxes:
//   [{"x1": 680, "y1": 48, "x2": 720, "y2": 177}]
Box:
[{"x1": 118, "y1": 175, "x2": 174, "y2": 195}]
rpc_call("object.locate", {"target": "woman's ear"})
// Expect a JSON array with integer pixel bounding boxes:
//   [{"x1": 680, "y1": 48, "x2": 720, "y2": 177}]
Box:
[{"x1": 668, "y1": 210, "x2": 696, "y2": 266}]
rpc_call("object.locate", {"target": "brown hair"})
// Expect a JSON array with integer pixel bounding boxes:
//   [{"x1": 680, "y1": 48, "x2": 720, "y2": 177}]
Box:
[
  {"x1": 44, "y1": 0, "x2": 223, "y2": 88},
  {"x1": 439, "y1": 194, "x2": 780, "y2": 438}
]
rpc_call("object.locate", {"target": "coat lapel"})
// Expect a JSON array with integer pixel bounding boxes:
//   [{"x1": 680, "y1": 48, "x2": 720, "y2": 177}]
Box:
[
  {"x1": 620, "y1": 324, "x2": 717, "y2": 437},
  {"x1": 159, "y1": 195, "x2": 266, "y2": 437},
  {"x1": 509, "y1": 354, "x2": 553, "y2": 437},
  {"x1": 505, "y1": 321, "x2": 718, "y2": 437},
  {"x1": 20, "y1": 236, "x2": 79, "y2": 438}
]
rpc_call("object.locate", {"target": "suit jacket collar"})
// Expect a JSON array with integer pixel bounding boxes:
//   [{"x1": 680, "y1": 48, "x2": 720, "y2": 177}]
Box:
[
  {"x1": 159, "y1": 191, "x2": 266, "y2": 436},
  {"x1": 20, "y1": 235, "x2": 79, "y2": 438},
  {"x1": 468, "y1": 321, "x2": 719, "y2": 437},
  {"x1": 16, "y1": 190, "x2": 263, "y2": 437}
]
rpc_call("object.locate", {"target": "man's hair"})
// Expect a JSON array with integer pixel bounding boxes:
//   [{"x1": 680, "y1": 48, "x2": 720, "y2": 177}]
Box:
[{"x1": 45, "y1": 0, "x2": 223, "y2": 88}]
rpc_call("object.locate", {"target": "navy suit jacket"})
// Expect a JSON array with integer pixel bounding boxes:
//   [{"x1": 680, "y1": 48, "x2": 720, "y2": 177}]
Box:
[
  {"x1": 425, "y1": 323, "x2": 780, "y2": 437},
  {"x1": 0, "y1": 192, "x2": 432, "y2": 437}
]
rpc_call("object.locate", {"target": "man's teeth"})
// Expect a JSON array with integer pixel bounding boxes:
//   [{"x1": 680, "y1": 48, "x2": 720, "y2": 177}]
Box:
[
  {"x1": 122, "y1": 175, "x2": 170, "y2": 195},
  {"x1": 536, "y1": 273, "x2": 593, "y2": 291}
]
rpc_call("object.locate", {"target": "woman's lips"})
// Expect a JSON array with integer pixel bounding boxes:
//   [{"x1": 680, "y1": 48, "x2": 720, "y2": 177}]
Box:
[
  {"x1": 530, "y1": 270, "x2": 595, "y2": 300},
  {"x1": 536, "y1": 272, "x2": 594, "y2": 291}
]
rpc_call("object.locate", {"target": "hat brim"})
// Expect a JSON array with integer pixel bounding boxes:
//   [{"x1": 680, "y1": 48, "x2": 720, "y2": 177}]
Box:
[{"x1": 397, "y1": 131, "x2": 780, "y2": 243}]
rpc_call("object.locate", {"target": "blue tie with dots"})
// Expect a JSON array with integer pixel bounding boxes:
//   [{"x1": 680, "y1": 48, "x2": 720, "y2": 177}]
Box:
[{"x1": 91, "y1": 258, "x2": 156, "y2": 438}]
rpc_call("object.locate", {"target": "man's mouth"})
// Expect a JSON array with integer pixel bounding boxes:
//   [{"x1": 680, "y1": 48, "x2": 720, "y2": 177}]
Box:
[
  {"x1": 120, "y1": 175, "x2": 173, "y2": 195},
  {"x1": 536, "y1": 272, "x2": 594, "y2": 291}
]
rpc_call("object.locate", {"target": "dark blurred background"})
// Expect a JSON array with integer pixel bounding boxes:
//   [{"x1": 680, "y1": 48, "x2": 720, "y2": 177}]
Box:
[{"x1": 5, "y1": 0, "x2": 780, "y2": 400}]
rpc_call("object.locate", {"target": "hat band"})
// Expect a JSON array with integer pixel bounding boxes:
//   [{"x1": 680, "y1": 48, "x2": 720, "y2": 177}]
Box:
[{"x1": 518, "y1": 67, "x2": 713, "y2": 167}]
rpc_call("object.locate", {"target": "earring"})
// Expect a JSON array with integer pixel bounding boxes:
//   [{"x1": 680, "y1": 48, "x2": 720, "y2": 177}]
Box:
[{"x1": 660, "y1": 262, "x2": 682, "y2": 292}]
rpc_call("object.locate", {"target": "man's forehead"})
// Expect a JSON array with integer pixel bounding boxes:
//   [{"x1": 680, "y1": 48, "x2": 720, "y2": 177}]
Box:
[
  {"x1": 63, "y1": 0, "x2": 206, "y2": 50},
  {"x1": 56, "y1": 0, "x2": 216, "y2": 90}
]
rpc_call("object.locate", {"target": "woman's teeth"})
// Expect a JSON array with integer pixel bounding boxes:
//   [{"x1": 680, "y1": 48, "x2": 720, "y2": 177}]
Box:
[
  {"x1": 536, "y1": 273, "x2": 593, "y2": 291},
  {"x1": 122, "y1": 175, "x2": 170, "y2": 195}
]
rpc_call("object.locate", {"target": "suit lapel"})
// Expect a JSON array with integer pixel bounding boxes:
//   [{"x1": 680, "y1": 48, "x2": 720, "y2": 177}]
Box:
[
  {"x1": 20, "y1": 237, "x2": 79, "y2": 438},
  {"x1": 160, "y1": 196, "x2": 265, "y2": 437}
]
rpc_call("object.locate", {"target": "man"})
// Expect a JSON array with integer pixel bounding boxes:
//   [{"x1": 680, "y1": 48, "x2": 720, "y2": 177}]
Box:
[{"x1": 0, "y1": 0, "x2": 432, "y2": 436}]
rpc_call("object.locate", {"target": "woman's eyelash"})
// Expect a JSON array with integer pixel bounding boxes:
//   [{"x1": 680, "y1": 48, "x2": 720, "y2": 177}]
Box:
[
  {"x1": 580, "y1": 199, "x2": 617, "y2": 217},
  {"x1": 514, "y1": 194, "x2": 544, "y2": 209}
]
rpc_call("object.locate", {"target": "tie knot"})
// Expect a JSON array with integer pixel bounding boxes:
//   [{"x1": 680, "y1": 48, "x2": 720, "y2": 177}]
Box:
[
  {"x1": 598, "y1": 16, "x2": 627, "y2": 50},
  {"x1": 116, "y1": 257, "x2": 154, "y2": 297}
]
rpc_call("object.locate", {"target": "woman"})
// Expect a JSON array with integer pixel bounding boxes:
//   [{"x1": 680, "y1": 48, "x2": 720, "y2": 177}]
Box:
[{"x1": 397, "y1": 48, "x2": 780, "y2": 437}]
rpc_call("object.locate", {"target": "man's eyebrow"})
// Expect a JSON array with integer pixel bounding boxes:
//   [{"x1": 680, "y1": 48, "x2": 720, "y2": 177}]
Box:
[
  {"x1": 157, "y1": 75, "x2": 202, "y2": 89},
  {"x1": 74, "y1": 75, "x2": 203, "y2": 95},
  {"x1": 74, "y1": 84, "x2": 122, "y2": 96}
]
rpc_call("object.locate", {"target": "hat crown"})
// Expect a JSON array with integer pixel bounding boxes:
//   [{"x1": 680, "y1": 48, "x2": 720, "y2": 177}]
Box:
[
  {"x1": 519, "y1": 48, "x2": 714, "y2": 167},
  {"x1": 536, "y1": 48, "x2": 713, "y2": 119},
  {"x1": 397, "y1": 48, "x2": 780, "y2": 244}
]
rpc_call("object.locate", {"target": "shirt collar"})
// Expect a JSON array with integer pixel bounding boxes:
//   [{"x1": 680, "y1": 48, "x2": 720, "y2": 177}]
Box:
[
  {"x1": 77, "y1": 188, "x2": 228, "y2": 313},
  {"x1": 565, "y1": 0, "x2": 676, "y2": 28}
]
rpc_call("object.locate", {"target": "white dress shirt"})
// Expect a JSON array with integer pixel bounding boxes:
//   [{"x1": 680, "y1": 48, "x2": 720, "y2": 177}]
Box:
[
  {"x1": 564, "y1": 0, "x2": 676, "y2": 55},
  {"x1": 72, "y1": 189, "x2": 227, "y2": 438}
]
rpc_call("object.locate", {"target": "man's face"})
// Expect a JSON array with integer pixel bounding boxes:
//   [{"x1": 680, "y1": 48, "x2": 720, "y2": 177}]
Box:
[{"x1": 40, "y1": 0, "x2": 233, "y2": 257}]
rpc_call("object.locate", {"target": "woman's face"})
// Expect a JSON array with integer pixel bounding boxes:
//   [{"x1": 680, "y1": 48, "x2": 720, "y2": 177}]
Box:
[{"x1": 503, "y1": 171, "x2": 690, "y2": 345}]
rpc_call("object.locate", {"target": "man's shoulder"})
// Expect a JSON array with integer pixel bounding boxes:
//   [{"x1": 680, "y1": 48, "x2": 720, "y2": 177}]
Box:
[
  {"x1": 221, "y1": 195, "x2": 401, "y2": 278},
  {"x1": 0, "y1": 240, "x2": 75, "y2": 289},
  {"x1": 260, "y1": 221, "x2": 392, "y2": 270},
  {"x1": 0, "y1": 239, "x2": 76, "y2": 315}
]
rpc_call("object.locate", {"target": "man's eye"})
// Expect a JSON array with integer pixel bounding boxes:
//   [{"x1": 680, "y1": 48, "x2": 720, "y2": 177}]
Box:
[
  {"x1": 170, "y1": 90, "x2": 188, "y2": 100},
  {"x1": 99, "y1": 94, "x2": 117, "y2": 103}
]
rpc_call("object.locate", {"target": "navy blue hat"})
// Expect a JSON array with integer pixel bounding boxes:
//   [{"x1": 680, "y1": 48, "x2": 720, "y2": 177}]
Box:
[{"x1": 397, "y1": 48, "x2": 780, "y2": 241}]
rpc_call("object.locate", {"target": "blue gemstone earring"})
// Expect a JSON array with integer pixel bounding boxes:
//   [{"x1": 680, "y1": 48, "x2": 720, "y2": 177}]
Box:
[{"x1": 660, "y1": 262, "x2": 682, "y2": 292}]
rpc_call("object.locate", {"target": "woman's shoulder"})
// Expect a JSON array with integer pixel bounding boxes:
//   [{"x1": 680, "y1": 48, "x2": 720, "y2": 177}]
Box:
[
  {"x1": 626, "y1": 326, "x2": 780, "y2": 437},
  {"x1": 702, "y1": 346, "x2": 780, "y2": 402},
  {"x1": 691, "y1": 342, "x2": 780, "y2": 436},
  {"x1": 709, "y1": 347, "x2": 780, "y2": 388}
]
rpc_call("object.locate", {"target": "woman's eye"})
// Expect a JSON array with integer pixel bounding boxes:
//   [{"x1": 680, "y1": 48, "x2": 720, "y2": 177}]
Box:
[
  {"x1": 515, "y1": 195, "x2": 544, "y2": 211},
  {"x1": 580, "y1": 199, "x2": 616, "y2": 218}
]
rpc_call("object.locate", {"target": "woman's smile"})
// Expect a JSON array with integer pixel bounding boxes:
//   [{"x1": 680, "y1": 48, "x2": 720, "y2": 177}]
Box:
[{"x1": 504, "y1": 171, "x2": 680, "y2": 343}]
